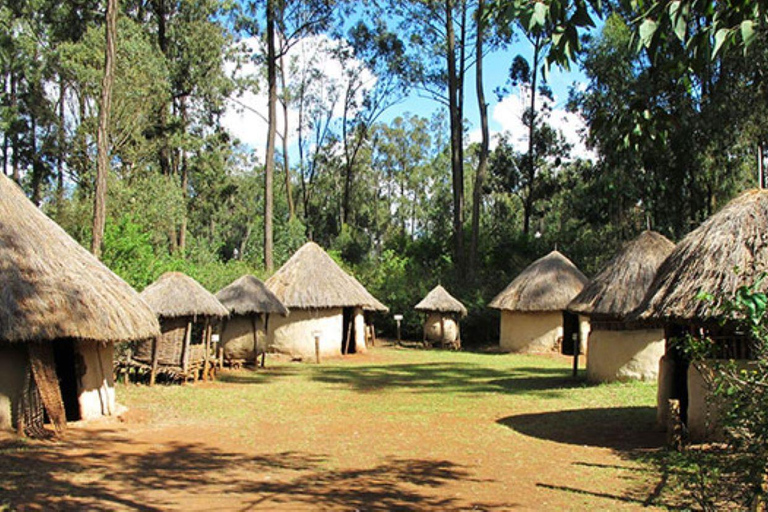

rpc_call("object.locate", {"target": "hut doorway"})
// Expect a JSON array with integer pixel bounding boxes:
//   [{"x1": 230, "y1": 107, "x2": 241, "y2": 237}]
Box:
[
  {"x1": 52, "y1": 339, "x2": 81, "y2": 421},
  {"x1": 342, "y1": 307, "x2": 357, "y2": 354},
  {"x1": 665, "y1": 324, "x2": 690, "y2": 424},
  {"x1": 561, "y1": 311, "x2": 580, "y2": 356}
]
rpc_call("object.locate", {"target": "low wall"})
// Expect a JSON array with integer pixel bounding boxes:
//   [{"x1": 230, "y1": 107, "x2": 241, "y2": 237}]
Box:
[
  {"x1": 586, "y1": 328, "x2": 665, "y2": 383},
  {"x1": 499, "y1": 311, "x2": 563, "y2": 353},
  {"x1": 268, "y1": 308, "x2": 343, "y2": 359},
  {"x1": 424, "y1": 313, "x2": 459, "y2": 343},
  {"x1": 221, "y1": 315, "x2": 266, "y2": 362},
  {"x1": 0, "y1": 344, "x2": 27, "y2": 430}
]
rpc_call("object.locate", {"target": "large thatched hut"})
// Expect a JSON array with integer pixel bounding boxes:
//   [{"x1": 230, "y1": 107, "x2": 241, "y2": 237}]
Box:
[
  {"x1": 568, "y1": 231, "x2": 675, "y2": 383},
  {"x1": 633, "y1": 190, "x2": 768, "y2": 441},
  {"x1": 0, "y1": 174, "x2": 159, "y2": 436},
  {"x1": 414, "y1": 285, "x2": 467, "y2": 349},
  {"x1": 489, "y1": 250, "x2": 589, "y2": 353},
  {"x1": 136, "y1": 272, "x2": 228, "y2": 382},
  {"x1": 265, "y1": 242, "x2": 387, "y2": 359},
  {"x1": 216, "y1": 275, "x2": 288, "y2": 367}
]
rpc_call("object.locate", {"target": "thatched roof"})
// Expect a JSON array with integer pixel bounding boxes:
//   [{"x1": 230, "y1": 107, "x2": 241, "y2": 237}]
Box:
[
  {"x1": 216, "y1": 275, "x2": 288, "y2": 316},
  {"x1": 414, "y1": 285, "x2": 467, "y2": 316},
  {"x1": 489, "y1": 250, "x2": 588, "y2": 312},
  {"x1": 140, "y1": 272, "x2": 229, "y2": 319},
  {"x1": 0, "y1": 174, "x2": 159, "y2": 343},
  {"x1": 568, "y1": 231, "x2": 675, "y2": 320},
  {"x1": 266, "y1": 242, "x2": 388, "y2": 312},
  {"x1": 634, "y1": 190, "x2": 768, "y2": 323}
]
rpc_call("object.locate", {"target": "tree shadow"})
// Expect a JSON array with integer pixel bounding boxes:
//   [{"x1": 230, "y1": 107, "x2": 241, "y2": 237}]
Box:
[
  {"x1": 497, "y1": 406, "x2": 664, "y2": 451},
  {"x1": 311, "y1": 362, "x2": 589, "y2": 397},
  {"x1": 0, "y1": 428, "x2": 516, "y2": 511},
  {"x1": 216, "y1": 367, "x2": 302, "y2": 385}
]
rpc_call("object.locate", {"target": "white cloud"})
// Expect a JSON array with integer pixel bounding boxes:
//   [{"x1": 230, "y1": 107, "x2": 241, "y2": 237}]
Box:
[
  {"x1": 491, "y1": 88, "x2": 596, "y2": 161},
  {"x1": 221, "y1": 35, "x2": 375, "y2": 163}
]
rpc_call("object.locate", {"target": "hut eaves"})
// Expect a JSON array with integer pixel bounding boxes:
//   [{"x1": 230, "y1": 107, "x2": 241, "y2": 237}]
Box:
[
  {"x1": 568, "y1": 231, "x2": 675, "y2": 320},
  {"x1": 0, "y1": 174, "x2": 159, "y2": 343},
  {"x1": 216, "y1": 274, "x2": 289, "y2": 316},
  {"x1": 489, "y1": 250, "x2": 588, "y2": 312},
  {"x1": 415, "y1": 285, "x2": 467, "y2": 317},
  {"x1": 266, "y1": 242, "x2": 388, "y2": 312},
  {"x1": 140, "y1": 272, "x2": 229, "y2": 318}
]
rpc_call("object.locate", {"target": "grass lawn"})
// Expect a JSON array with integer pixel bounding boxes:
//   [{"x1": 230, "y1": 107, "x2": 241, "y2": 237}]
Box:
[{"x1": 0, "y1": 346, "x2": 673, "y2": 511}]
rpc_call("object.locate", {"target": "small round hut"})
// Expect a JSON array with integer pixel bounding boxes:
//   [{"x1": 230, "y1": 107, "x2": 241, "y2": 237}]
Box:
[
  {"x1": 0, "y1": 174, "x2": 159, "y2": 437},
  {"x1": 136, "y1": 272, "x2": 229, "y2": 382},
  {"x1": 568, "y1": 231, "x2": 675, "y2": 383},
  {"x1": 414, "y1": 285, "x2": 467, "y2": 349},
  {"x1": 265, "y1": 242, "x2": 388, "y2": 359},
  {"x1": 489, "y1": 250, "x2": 589, "y2": 353},
  {"x1": 633, "y1": 190, "x2": 768, "y2": 441},
  {"x1": 216, "y1": 275, "x2": 288, "y2": 367}
]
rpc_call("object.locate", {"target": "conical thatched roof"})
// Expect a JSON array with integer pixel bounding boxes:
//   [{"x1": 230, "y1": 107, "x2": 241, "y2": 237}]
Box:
[
  {"x1": 414, "y1": 285, "x2": 467, "y2": 317},
  {"x1": 140, "y1": 272, "x2": 229, "y2": 319},
  {"x1": 568, "y1": 231, "x2": 675, "y2": 320},
  {"x1": 266, "y1": 242, "x2": 388, "y2": 312},
  {"x1": 489, "y1": 250, "x2": 588, "y2": 312},
  {"x1": 0, "y1": 174, "x2": 159, "y2": 343},
  {"x1": 634, "y1": 190, "x2": 768, "y2": 323},
  {"x1": 216, "y1": 275, "x2": 288, "y2": 316}
]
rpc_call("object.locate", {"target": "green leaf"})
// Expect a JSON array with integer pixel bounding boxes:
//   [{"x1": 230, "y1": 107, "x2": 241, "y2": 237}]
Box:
[
  {"x1": 741, "y1": 20, "x2": 756, "y2": 47},
  {"x1": 712, "y1": 27, "x2": 730, "y2": 57},
  {"x1": 530, "y1": 2, "x2": 549, "y2": 31},
  {"x1": 638, "y1": 18, "x2": 658, "y2": 48}
]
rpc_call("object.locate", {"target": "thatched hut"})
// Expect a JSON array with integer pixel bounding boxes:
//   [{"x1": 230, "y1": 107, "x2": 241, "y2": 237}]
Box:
[
  {"x1": 489, "y1": 250, "x2": 589, "y2": 353},
  {"x1": 414, "y1": 285, "x2": 467, "y2": 349},
  {"x1": 136, "y1": 272, "x2": 228, "y2": 382},
  {"x1": 216, "y1": 275, "x2": 288, "y2": 367},
  {"x1": 265, "y1": 242, "x2": 387, "y2": 359},
  {"x1": 633, "y1": 190, "x2": 768, "y2": 441},
  {"x1": 568, "y1": 231, "x2": 675, "y2": 383},
  {"x1": 0, "y1": 174, "x2": 159, "y2": 436}
]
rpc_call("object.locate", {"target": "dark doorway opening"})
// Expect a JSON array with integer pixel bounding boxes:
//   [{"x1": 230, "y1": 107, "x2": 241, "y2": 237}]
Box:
[
  {"x1": 561, "y1": 311, "x2": 580, "y2": 356},
  {"x1": 53, "y1": 339, "x2": 81, "y2": 421},
  {"x1": 342, "y1": 308, "x2": 357, "y2": 354},
  {"x1": 665, "y1": 324, "x2": 690, "y2": 424}
]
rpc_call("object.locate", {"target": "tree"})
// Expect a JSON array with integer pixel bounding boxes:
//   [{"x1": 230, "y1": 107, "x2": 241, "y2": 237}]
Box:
[
  {"x1": 92, "y1": 0, "x2": 117, "y2": 258},
  {"x1": 264, "y1": 0, "x2": 277, "y2": 272}
]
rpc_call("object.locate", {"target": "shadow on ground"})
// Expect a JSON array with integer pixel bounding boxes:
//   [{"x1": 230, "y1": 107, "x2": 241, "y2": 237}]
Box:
[
  {"x1": 497, "y1": 406, "x2": 664, "y2": 451},
  {"x1": 311, "y1": 362, "x2": 592, "y2": 397},
  {"x1": 0, "y1": 429, "x2": 516, "y2": 511}
]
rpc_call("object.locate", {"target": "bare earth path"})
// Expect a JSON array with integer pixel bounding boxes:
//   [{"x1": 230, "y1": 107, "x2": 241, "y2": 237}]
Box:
[{"x1": 0, "y1": 347, "x2": 670, "y2": 511}]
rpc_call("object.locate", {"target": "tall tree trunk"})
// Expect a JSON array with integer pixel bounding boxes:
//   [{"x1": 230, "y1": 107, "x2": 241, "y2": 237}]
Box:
[
  {"x1": 279, "y1": 47, "x2": 295, "y2": 220},
  {"x1": 178, "y1": 98, "x2": 188, "y2": 254},
  {"x1": 30, "y1": 111, "x2": 42, "y2": 206},
  {"x1": 11, "y1": 71, "x2": 19, "y2": 184},
  {"x1": 92, "y1": 0, "x2": 117, "y2": 258},
  {"x1": 57, "y1": 77, "x2": 66, "y2": 207},
  {"x1": 523, "y1": 33, "x2": 541, "y2": 236},
  {"x1": 153, "y1": 0, "x2": 171, "y2": 176},
  {"x1": 263, "y1": 0, "x2": 277, "y2": 273},
  {"x1": 470, "y1": 0, "x2": 488, "y2": 275},
  {"x1": 446, "y1": 0, "x2": 464, "y2": 271}
]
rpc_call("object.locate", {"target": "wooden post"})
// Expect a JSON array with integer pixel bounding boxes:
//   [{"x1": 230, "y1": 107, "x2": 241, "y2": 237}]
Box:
[
  {"x1": 252, "y1": 316, "x2": 259, "y2": 369},
  {"x1": 261, "y1": 313, "x2": 268, "y2": 368},
  {"x1": 456, "y1": 314, "x2": 461, "y2": 350},
  {"x1": 571, "y1": 332, "x2": 579, "y2": 378},
  {"x1": 440, "y1": 315, "x2": 446, "y2": 350},
  {"x1": 344, "y1": 319, "x2": 353, "y2": 355},
  {"x1": 149, "y1": 335, "x2": 159, "y2": 386},
  {"x1": 202, "y1": 318, "x2": 211, "y2": 382},
  {"x1": 314, "y1": 333, "x2": 321, "y2": 364},
  {"x1": 182, "y1": 321, "x2": 192, "y2": 381}
]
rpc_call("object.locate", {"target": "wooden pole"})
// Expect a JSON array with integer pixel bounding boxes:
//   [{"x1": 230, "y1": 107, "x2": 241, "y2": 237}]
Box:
[
  {"x1": 149, "y1": 335, "x2": 159, "y2": 386},
  {"x1": 571, "y1": 332, "x2": 579, "y2": 378},
  {"x1": 344, "y1": 317, "x2": 353, "y2": 355},
  {"x1": 261, "y1": 313, "x2": 268, "y2": 368},
  {"x1": 182, "y1": 321, "x2": 192, "y2": 380},
  {"x1": 456, "y1": 314, "x2": 461, "y2": 350},
  {"x1": 314, "y1": 334, "x2": 321, "y2": 364},
  {"x1": 440, "y1": 315, "x2": 446, "y2": 350},
  {"x1": 202, "y1": 318, "x2": 211, "y2": 382},
  {"x1": 422, "y1": 314, "x2": 427, "y2": 348},
  {"x1": 252, "y1": 316, "x2": 259, "y2": 369}
]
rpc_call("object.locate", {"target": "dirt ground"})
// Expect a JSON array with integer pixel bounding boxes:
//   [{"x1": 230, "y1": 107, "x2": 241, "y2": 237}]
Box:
[{"x1": 0, "y1": 347, "x2": 669, "y2": 511}]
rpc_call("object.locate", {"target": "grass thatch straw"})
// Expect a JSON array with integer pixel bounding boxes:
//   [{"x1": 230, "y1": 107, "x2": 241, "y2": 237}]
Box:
[
  {"x1": 216, "y1": 275, "x2": 288, "y2": 316},
  {"x1": 0, "y1": 174, "x2": 159, "y2": 343},
  {"x1": 140, "y1": 272, "x2": 229, "y2": 318},
  {"x1": 634, "y1": 190, "x2": 768, "y2": 322},
  {"x1": 568, "y1": 231, "x2": 675, "y2": 320},
  {"x1": 266, "y1": 242, "x2": 388, "y2": 311},
  {"x1": 414, "y1": 285, "x2": 467, "y2": 317},
  {"x1": 489, "y1": 250, "x2": 588, "y2": 312}
]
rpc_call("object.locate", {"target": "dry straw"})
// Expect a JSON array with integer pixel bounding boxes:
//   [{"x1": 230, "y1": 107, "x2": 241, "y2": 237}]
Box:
[
  {"x1": 140, "y1": 272, "x2": 229, "y2": 318},
  {"x1": 489, "y1": 250, "x2": 588, "y2": 312},
  {"x1": 634, "y1": 189, "x2": 768, "y2": 322},
  {"x1": 216, "y1": 274, "x2": 288, "y2": 316},
  {"x1": 568, "y1": 230, "x2": 675, "y2": 320},
  {"x1": 0, "y1": 174, "x2": 159, "y2": 343},
  {"x1": 415, "y1": 285, "x2": 467, "y2": 317},
  {"x1": 266, "y1": 242, "x2": 388, "y2": 311}
]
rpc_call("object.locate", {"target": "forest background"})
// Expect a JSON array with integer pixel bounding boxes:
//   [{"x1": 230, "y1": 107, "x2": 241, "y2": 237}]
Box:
[{"x1": 2, "y1": 0, "x2": 765, "y2": 341}]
